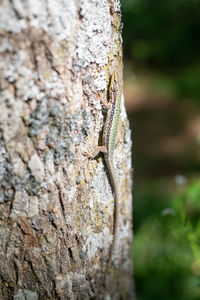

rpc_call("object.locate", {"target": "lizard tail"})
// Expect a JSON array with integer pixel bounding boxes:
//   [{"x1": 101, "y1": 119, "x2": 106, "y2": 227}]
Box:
[{"x1": 105, "y1": 157, "x2": 120, "y2": 271}]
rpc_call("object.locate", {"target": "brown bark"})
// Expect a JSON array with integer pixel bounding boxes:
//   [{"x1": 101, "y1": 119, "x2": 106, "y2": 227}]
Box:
[{"x1": 0, "y1": 0, "x2": 133, "y2": 299}]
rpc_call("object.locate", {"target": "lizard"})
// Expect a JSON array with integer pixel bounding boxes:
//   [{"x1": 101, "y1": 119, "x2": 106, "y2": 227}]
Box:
[{"x1": 87, "y1": 71, "x2": 122, "y2": 272}]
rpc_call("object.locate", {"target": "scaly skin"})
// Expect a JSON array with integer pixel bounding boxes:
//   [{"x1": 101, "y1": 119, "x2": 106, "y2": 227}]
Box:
[
  {"x1": 89, "y1": 72, "x2": 121, "y2": 273},
  {"x1": 103, "y1": 83, "x2": 121, "y2": 270}
]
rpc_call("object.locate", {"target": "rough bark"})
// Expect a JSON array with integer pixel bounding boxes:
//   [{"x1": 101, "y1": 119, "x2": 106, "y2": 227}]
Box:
[{"x1": 0, "y1": 0, "x2": 133, "y2": 299}]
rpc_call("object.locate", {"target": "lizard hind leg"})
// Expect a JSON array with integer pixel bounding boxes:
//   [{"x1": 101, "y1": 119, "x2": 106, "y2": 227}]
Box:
[{"x1": 88, "y1": 146, "x2": 107, "y2": 159}]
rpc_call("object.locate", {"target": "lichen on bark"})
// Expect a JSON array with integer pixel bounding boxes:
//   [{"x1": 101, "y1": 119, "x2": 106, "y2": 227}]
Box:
[{"x1": 0, "y1": 0, "x2": 133, "y2": 299}]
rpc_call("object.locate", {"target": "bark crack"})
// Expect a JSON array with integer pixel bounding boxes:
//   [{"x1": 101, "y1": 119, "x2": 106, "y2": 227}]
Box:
[
  {"x1": 24, "y1": 257, "x2": 52, "y2": 298},
  {"x1": 55, "y1": 183, "x2": 66, "y2": 220}
]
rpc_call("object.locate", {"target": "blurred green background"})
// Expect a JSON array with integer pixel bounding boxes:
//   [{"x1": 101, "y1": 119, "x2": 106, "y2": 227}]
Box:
[{"x1": 121, "y1": 0, "x2": 200, "y2": 299}]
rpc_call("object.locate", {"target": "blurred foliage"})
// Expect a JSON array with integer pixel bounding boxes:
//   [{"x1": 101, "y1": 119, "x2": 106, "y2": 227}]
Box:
[
  {"x1": 134, "y1": 178, "x2": 200, "y2": 300},
  {"x1": 121, "y1": 0, "x2": 200, "y2": 99},
  {"x1": 121, "y1": 1, "x2": 200, "y2": 298}
]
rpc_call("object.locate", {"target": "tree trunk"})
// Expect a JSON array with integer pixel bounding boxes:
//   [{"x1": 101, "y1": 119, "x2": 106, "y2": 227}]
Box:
[{"x1": 0, "y1": 0, "x2": 133, "y2": 299}]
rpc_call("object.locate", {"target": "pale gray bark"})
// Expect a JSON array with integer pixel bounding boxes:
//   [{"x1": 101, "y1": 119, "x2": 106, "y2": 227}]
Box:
[{"x1": 0, "y1": 0, "x2": 133, "y2": 299}]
